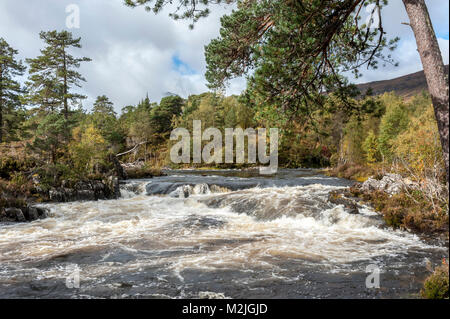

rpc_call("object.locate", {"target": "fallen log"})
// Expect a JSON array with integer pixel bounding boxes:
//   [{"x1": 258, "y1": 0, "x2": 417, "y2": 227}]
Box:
[{"x1": 116, "y1": 141, "x2": 147, "y2": 157}]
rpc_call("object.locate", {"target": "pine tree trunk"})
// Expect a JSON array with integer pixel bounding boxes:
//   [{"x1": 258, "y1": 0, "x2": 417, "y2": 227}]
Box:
[
  {"x1": 0, "y1": 100, "x2": 3, "y2": 143},
  {"x1": 402, "y1": 0, "x2": 449, "y2": 182}
]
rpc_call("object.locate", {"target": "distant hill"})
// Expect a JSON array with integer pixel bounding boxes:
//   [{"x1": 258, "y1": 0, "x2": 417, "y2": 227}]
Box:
[{"x1": 356, "y1": 65, "x2": 449, "y2": 97}]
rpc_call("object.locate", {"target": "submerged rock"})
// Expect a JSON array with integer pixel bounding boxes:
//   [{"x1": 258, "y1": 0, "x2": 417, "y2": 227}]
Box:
[
  {"x1": 328, "y1": 190, "x2": 360, "y2": 215},
  {"x1": 193, "y1": 183, "x2": 210, "y2": 195}
]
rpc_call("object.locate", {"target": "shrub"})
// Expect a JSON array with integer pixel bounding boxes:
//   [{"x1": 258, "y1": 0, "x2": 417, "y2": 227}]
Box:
[
  {"x1": 349, "y1": 186, "x2": 449, "y2": 234},
  {"x1": 421, "y1": 262, "x2": 449, "y2": 299}
]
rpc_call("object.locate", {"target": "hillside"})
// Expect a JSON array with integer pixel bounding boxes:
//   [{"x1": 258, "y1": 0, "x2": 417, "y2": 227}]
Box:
[{"x1": 357, "y1": 65, "x2": 449, "y2": 97}]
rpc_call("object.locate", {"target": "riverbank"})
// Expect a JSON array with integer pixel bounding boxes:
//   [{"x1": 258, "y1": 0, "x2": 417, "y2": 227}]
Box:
[
  {"x1": 324, "y1": 164, "x2": 449, "y2": 237},
  {"x1": 0, "y1": 160, "x2": 166, "y2": 222}
]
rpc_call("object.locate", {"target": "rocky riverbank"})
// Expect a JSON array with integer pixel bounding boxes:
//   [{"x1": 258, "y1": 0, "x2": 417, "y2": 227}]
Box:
[
  {"x1": 327, "y1": 173, "x2": 449, "y2": 238},
  {"x1": 48, "y1": 176, "x2": 120, "y2": 202},
  {"x1": 1, "y1": 206, "x2": 49, "y2": 223},
  {"x1": 1, "y1": 176, "x2": 120, "y2": 223}
]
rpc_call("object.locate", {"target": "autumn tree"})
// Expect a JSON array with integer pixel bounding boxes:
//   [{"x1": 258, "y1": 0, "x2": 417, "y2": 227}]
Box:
[
  {"x1": 0, "y1": 38, "x2": 26, "y2": 143},
  {"x1": 69, "y1": 124, "x2": 108, "y2": 174}
]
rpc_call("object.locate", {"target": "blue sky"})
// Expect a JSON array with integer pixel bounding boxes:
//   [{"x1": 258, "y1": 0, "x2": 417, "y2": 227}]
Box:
[
  {"x1": 437, "y1": 32, "x2": 449, "y2": 40},
  {"x1": 0, "y1": 0, "x2": 448, "y2": 113},
  {"x1": 172, "y1": 54, "x2": 197, "y2": 76}
]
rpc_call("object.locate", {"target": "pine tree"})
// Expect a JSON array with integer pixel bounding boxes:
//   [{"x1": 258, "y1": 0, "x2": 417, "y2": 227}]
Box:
[
  {"x1": 26, "y1": 30, "x2": 91, "y2": 118},
  {"x1": 151, "y1": 95, "x2": 184, "y2": 134},
  {"x1": 91, "y1": 95, "x2": 124, "y2": 148},
  {"x1": 0, "y1": 38, "x2": 26, "y2": 143},
  {"x1": 93, "y1": 95, "x2": 115, "y2": 116},
  {"x1": 29, "y1": 112, "x2": 71, "y2": 164}
]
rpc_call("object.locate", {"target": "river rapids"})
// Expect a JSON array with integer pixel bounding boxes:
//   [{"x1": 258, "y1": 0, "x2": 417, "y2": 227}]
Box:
[{"x1": 0, "y1": 169, "x2": 447, "y2": 298}]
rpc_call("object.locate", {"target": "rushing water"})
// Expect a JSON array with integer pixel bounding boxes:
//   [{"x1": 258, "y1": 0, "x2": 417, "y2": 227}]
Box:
[{"x1": 0, "y1": 169, "x2": 447, "y2": 298}]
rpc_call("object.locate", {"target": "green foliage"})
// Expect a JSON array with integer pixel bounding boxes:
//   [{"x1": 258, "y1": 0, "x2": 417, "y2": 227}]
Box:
[
  {"x1": 25, "y1": 30, "x2": 91, "y2": 117},
  {"x1": 341, "y1": 116, "x2": 366, "y2": 164},
  {"x1": 0, "y1": 156, "x2": 35, "y2": 180},
  {"x1": 124, "y1": 0, "x2": 233, "y2": 28},
  {"x1": 392, "y1": 101, "x2": 443, "y2": 179},
  {"x1": 0, "y1": 38, "x2": 26, "y2": 143},
  {"x1": 152, "y1": 95, "x2": 184, "y2": 134},
  {"x1": 93, "y1": 95, "x2": 116, "y2": 116},
  {"x1": 29, "y1": 112, "x2": 72, "y2": 164},
  {"x1": 204, "y1": 0, "x2": 398, "y2": 124},
  {"x1": 91, "y1": 95, "x2": 125, "y2": 150},
  {"x1": 377, "y1": 98, "x2": 409, "y2": 160}
]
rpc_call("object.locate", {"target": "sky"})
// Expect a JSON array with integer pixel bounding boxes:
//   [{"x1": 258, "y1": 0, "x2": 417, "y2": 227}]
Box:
[{"x1": 0, "y1": 0, "x2": 448, "y2": 114}]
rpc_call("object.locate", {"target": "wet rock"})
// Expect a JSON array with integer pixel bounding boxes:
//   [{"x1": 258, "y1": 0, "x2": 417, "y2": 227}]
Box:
[
  {"x1": 178, "y1": 215, "x2": 226, "y2": 229},
  {"x1": 104, "y1": 176, "x2": 120, "y2": 199},
  {"x1": 109, "y1": 154, "x2": 128, "y2": 180},
  {"x1": 36, "y1": 207, "x2": 48, "y2": 219},
  {"x1": 193, "y1": 183, "x2": 210, "y2": 195},
  {"x1": 1, "y1": 205, "x2": 48, "y2": 223},
  {"x1": 328, "y1": 190, "x2": 360, "y2": 214},
  {"x1": 209, "y1": 185, "x2": 231, "y2": 193},
  {"x1": 27, "y1": 207, "x2": 39, "y2": 220},
  {"x1": 49, "y1": 178, "x2": 119, "y2": 202},
  {"x1": 169, "y1": 185, "x2": 193, "y2": 198},
  {"x1": 5, "y1": 208, "x2": 26, "y2": 222}
]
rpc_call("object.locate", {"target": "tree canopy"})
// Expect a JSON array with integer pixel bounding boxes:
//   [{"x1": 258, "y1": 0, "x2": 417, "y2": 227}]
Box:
[
  {"x1": 0, "y1": 38, "x2": 26, "y2": 142},
  {"x1": 26, "y1": 30, "x2": 91, "y2": 118}
]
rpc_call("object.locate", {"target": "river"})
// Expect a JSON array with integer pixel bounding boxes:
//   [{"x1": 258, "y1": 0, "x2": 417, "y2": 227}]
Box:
[{"x1": 0, "y1": 169, "x2": 447, "y2": 298}]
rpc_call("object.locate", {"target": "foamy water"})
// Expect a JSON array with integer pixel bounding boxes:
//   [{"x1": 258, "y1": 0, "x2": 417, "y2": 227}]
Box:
[{"x1": 0, "y1": 170, "x2": 447, "y2": 298}]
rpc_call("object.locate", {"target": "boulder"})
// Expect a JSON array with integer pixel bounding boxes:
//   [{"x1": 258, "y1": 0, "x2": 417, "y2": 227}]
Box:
[
  {"x1": 169, "y1": 185, "x2": 193, "y2": 198},
  {"x1": 24, "y1": 207, "x2": 39, "y2": 221},
  {"x1": 48, "y1": 177, "x2": 119, "y2": 203},
  {"x1": 35, "y1": 207, "x2": 48, "y2": 219},
  {"x1": 5, "y1": 208, "x2": 26, "y2": 222},
  {"x1": 361, "y1": 173, "x2": 405, "y2": 195}
]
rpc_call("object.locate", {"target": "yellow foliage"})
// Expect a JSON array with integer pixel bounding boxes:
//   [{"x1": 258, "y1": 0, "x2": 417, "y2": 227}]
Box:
[
  {"x1": 69, "y1": 124, "x2": 108, "y2": 174},
  {"x1": 393, "y1": 104, "x2": 443, "y2": 179}
]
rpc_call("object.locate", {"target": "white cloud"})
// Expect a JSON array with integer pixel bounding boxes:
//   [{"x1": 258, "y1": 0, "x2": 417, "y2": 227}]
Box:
[{"x1": 352, "y1": 0, "x2": 449, "y2": 83}]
